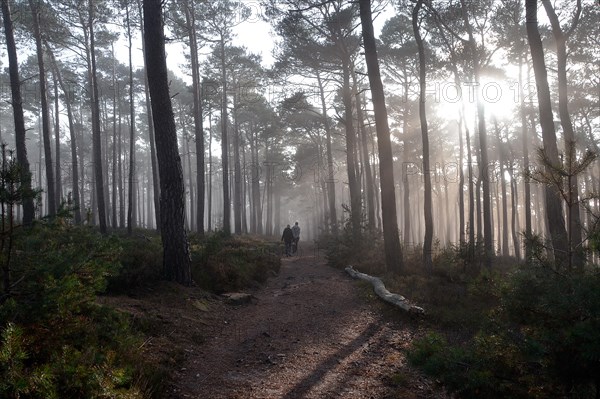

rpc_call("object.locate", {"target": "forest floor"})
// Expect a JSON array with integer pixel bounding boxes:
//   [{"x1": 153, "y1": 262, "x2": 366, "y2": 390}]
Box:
[{"x1": 102, "y1": 245, "x2": 450, "y2": 399}]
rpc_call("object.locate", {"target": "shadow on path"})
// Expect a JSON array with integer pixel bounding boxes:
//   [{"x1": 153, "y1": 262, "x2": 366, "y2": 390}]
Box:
[{"x1": 281, "y1": 321, "x2": 381, "y2": 399}]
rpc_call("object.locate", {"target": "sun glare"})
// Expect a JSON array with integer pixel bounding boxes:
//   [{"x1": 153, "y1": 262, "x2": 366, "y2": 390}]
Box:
[{"x1": 434, "y1": 76, "x2": 519, "y2": 124}]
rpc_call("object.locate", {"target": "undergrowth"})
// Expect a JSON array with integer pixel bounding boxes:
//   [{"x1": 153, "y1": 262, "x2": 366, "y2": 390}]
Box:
[
  {"x1": 0, "y1": 221, "x2": 161, "y2": 398},
  {"x1": 190, "y1": 231, "x2": 281, "y2": 293},
  {"x1": 323, "y1": 223, "x2": 600, "y2": 397}
]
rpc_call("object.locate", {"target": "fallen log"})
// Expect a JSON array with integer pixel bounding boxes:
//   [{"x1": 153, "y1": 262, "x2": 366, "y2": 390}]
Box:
[{"x1": 345, "y1": 266, "x2": 425, "y2": 314}]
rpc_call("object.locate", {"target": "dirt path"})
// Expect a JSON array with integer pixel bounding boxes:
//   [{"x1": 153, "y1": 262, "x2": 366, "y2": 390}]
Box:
[{"x1": 165, "y1": 250, "x2": 447, "y2": 399}]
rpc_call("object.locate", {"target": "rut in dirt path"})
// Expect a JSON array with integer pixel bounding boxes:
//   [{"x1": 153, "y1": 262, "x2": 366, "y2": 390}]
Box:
[{"x1": 168, "y1": 252, "x2": 444, "y2": 399}]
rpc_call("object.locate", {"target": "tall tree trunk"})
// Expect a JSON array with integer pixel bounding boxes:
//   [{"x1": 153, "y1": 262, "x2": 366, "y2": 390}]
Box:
[
  {"x1": 495, "y1": 119, "x2": 509, "y2": 257},
  {"x1": 184, "y1": 130, "x2": 195, "y2": 231},
  {"x1": 542, "y1": 0, "x2": 583, "y2": 269},
  {"x1": 476, "y1": 173, "x2": 482, "y2": 241},
  {"x1": 465, "y1": 110, "x2": 475, "y2": 253},
  {"x1": 220, "y1": 37, "x2": 231, "y2": 235},
  {"x1": 402, "y1": 143, "x2": 410, "y2": 246},
  {"x1": 233, "y1": 95, "x2": 242, "y2": 234},
  {"x1": 341, "y1": 59, "x2": 361, "y2": 240},
  {"x1": 29, "y1": 0, "x2": 56, "y2": 217},
  {"x1": 89, "y1": 0, "x2": 107, "y2": 234},
  {"x1": 53, "y1": 74, "x2": 62, "y2": 206},
  {"x1": 102, "y1": 98, "x2": 111, "y2": 227},
  {"x1": 354, "y1": 79, "x2": 375, "y2": 231},
  {"x1": 401, "y1": 81, "x2": 411, "y2": 246},
  {"x1": 118, "y1": 103, "x2": 125, "y2": 228},
  {"x1": 111, "y1": 43, "x2": 118, "y2": 228},
  {"x1": 242, "y1": 140, "x2": 248, "y2": 234},
  {"x1": 274, "y1": 184, "x2": 281, "y2": 237},
  {"x1": 138, "y1": 0, "x2": 160, "y2": 231},
  {"x1": 458, "y1": 115, "x2": 465, "y2": 245},
  {"x1": 265, "y1": 155, "x2": 273, "y2": 236},
  {"x1": 412, "y1": 0, "x2": 433, "y2": 270},
  {"x1": 509, "y1": 163, "x2": 521, "y2": 261},
  {"x1": 47, "y1": 46, "x2": 82, "y2": 224},
  {"x1": 126, "y1": 4, "x2": 136, "y2": 235},
  {"x1": 316, "y1": 71, "x2": 337, "y2": 234},
  {"x1": 248, "y1": 127, "x2": 256, "y2": 234},
  {"x1": 77, "y1": 109, "x2": 87, "y2": 222},
  {"x1": 1, "y1": 0, "x2": 35, "y2": 224},
  {"x1": 184, "y1": 2, "x2": 204, "y2": 236},
  {"x1": 359, "y1": 0, "x2": 402, "y2": 272},
  {"x1": 207, "y1": 111, "x2": 212, "y2": 231},
  {"x1": 519, "y1": 55, "x2": 532, "y2": 260},
  {"x1": 460, "y1": 0, "x2": 493, "y2": 267},
  {"x1": 525, "y1": 0, "x2": 569, "y2": 268},
  {"x1": 252, "y1": 128, "x2": 262, "y2": 234},
  {"x1": 143, "y1": 0, "x2": 191, "y2": 285}
]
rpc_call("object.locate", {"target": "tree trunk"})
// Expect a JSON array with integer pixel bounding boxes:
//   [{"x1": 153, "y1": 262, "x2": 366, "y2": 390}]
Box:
[
  {"x1": 342, "y1": 58, "x2": 361, "y2": 240},
  {"x1": 1, "y1": 0, "x2": 35, "y2": 224},
  {"x1": 252, "y1": 127, "x2": 262, "y2": 234},
  {"x1": 111, "y1": 44, "x2": 118, "y2": 228},
  {"x1": 525, "y1": 0, "x2": 569, "y2": 268},
  {"x1": 542, "y1": 0, "x2": 583, "y2": 269},
  {"x1": 509, "y1": 163, "x2": 521, "y2": 261},
  {"x1": 46, "y1": 46, "x2": 82, "y2": 224},
  {"x1": 89, "y1": 0, "x2": 107, "y2": 234},
  {"x1": 316, "y1": 71, "x2": 337, "y2": 234},
  {"x1": 519, "y1": 55, "x2": 532, "y2": 260},
  {"x1": 118, "y1": 103, "x2": 125, "y2": 228},
  {"x1": 127, "y1": 3, "x2": 136, "y2": 235},
  {"x1": 138, "y1": 0, "x2": 160, "y2": 231},
  {"x1": 143, "y1": 0, "x2": 191, "y2": 285},
  {"x1": 465, "y1": 111, "x2": 475, "y2": 252},
  {"x1": 220, "y1": 37, "x2": 231, "y2": 235},
  {"x1": 184, "y1": 2, "x2": 204, "y2": 236},
  {"x1": 460, "y1": 0, "x2": 492, "y2": 267},
  {"x1": 265, "y1": 156, "x2": 273, "y2": 236},
  {"x1": 412, "y1": 0, "x2": 433, "y2": 271},
  {"x1": 352, "y1": 73, "x2": 375, "y2": 231},
  {"x1": 495, "y1": 119, "x2": 509, "y2": 257},
  {"x1": 458, "y1": 115, "x2": 465, "y2": 245},
  {"x1": 233, "y1": 95, "x2": 242, "y2": 234},
  {"x1": 53, "y1": 73, "x2": 62, "y2": 206},
  {"x1": 183, "y1": 125, "x2": 195, "y2": 231},
  {"x1": 359, "y1": 0, "x2": 402, "y2": 272},
  {"x1": 241, "y1": 139, "x2": 248, "y2": 234},
  {"x1": 29, "y1": 0, "x2": 56, "y2": 217}
]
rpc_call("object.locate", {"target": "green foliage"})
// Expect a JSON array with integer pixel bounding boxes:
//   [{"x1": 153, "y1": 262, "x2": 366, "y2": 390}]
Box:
[
  {"x1": 409, "y1": 259, "x2": 600, "y2": 398},
  {"x1": 0, "y1": 222, "x2": 164, "y2": 398},
  {"x1": 191, "y1": 232, "x2": 281, "y2": 293},
  {"x1": 499, "y1": 265, "x2": 600, "y2": 396}
]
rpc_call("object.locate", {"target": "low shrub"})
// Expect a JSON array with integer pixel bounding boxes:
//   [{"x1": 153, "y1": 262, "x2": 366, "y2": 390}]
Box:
[
  {"x1": 191, "y1": 232, "x2": 280, "y2": 293},
  {"x1": 408, "y1": 261, "x2": 600, "y2": 398},
  {"x1": 0, "y1": 222, "x2": 164, "y2": 398}
]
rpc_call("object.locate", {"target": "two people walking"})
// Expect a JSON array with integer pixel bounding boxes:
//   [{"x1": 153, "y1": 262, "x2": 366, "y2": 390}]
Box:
[{"x1": 281, "y1": 222, "x2": 301, "y2": 257}]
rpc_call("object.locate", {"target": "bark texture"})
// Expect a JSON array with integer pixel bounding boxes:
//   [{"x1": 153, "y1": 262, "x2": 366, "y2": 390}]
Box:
[
  {"x1": 359, "y1": 0, "x2": 402, "y2": 272},
  {"x1": 525, "y1": 0, "x2": 568, "y2": 267},
  {"x1": 143, "y1": 0, "x2": 192, "y2": 285}
]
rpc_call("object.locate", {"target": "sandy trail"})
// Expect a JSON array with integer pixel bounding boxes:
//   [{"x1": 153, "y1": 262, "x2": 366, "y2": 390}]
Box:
[{"x1": 166, "y1": 249, "x2": 445, "y2": 399}]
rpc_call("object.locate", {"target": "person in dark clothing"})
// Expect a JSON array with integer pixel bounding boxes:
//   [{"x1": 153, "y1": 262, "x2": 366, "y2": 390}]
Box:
[
  {"x1": 291, "y1": 222, "x2": 301, "y2": 254},
  {"x1": 281, "y1": 224, "x2": 294, "y2": 257}
]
